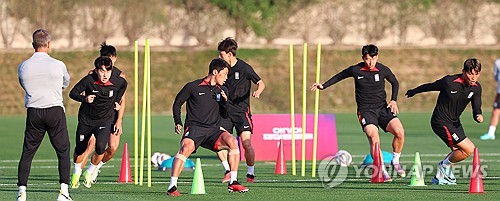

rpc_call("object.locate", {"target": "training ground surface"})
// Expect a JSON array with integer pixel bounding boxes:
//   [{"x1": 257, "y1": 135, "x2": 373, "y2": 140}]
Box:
[{"x1": 0, "y1": 112, "x2": 499, "y2": 200}]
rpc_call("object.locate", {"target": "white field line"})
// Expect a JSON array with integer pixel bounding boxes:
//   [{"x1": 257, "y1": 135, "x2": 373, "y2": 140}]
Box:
[
  {"x1": 0, "y1": 153, "x2": 500, "y2": 163},
  {"x1": 1, "y1": 177, "x2": 500, "y2": 187},
  {"x1": 5, "y1": 159, "x2": 500, "y2": 169},
  {"x1": 2, "y1": 152, "x2": 499, "y2": 163}
]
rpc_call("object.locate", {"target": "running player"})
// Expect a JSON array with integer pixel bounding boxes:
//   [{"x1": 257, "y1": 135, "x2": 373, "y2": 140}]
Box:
[
  {"x1": 406, "y1": 58, "x2": 482, "y2": 185},
  {"x1": 79, "y1": 42, "x2": 127, "y2": 184},
  {"x1": 311, "y1": 44, "x2": 406, "y2": 181},
  {"x1": 69, "y1": 56, "x2": 127, "y2": 188},
  {"x1": 217, "y1": 37, "x2": 266, "y2": 183}
]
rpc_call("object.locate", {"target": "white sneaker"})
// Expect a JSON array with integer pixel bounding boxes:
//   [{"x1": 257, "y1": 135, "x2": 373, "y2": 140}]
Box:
[
  {"x1": 436, "y1": 161, "x2": 456, "y2": 184},
  {"x1": 57, "y1": 190, "x2": 73, "y2": 201},
  {"x1": 91, "y1": 169, "x2": 101, "y2": 184},
  {"x1": 480, "y1": 133, "x2": 495, "y2": 140},
  {"x1": 16, "y1": 191, "x2": 26, "y2": 201}
]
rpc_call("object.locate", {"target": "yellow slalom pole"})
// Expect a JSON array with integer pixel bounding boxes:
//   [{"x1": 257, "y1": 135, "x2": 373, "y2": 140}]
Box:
[
  {"x1": 133, "y1": 40, "x2": 139, "y2": 185},
  {"x1": 139, "y1": 39, "x2": 149, "y2": 185},
  {"x1": 146, "y1": 39, "x2": 152, "y2": 187},
  {"x1": 301, "y1": 43, "x2": 307, "y2": 177},
  {"x1": 289, "y1": 44, "x2": 296, "y2": 176},
  {"x1": 312, "y1": 43, "x2": 321, "y2": 177}
]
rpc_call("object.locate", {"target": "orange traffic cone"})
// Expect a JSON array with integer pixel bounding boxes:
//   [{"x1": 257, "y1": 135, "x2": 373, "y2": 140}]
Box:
[
  {"x1": 370, "y1": 142, "x2": 384, "y2": 183},
  {"x1": 118, "y1": 143, "x2": 133, "y2": 183},
  {"x1": 274, "y1": 138, "x2": 287, "y2": 174},
  {"x1": 469, "y1": 148, "x2": 484, "y2": 194}
]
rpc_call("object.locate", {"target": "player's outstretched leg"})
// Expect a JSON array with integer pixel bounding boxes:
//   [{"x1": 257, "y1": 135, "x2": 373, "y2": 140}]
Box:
[
  {"x1": 167, "y1": 139, "x2": 195, "y2": 196},
  {"x1": 386, "y1": 118, "x2": 406, "y2": 178},
  {"x1": 240, "y1": 132, "x2": 255, "y2": 183},
  {"x1": 218, "y1": 132, "x2": 249, "y2": 193}
]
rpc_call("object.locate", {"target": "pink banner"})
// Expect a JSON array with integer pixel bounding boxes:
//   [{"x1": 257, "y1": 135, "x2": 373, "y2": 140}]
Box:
[{"x1": 240, "y1": 114, "x2": 337, "y2": 161}]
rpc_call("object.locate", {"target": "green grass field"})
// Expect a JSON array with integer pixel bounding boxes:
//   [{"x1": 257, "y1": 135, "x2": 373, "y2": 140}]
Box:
[{"x1": 1, "y1": 112, "x2": 499, "y2": 200}]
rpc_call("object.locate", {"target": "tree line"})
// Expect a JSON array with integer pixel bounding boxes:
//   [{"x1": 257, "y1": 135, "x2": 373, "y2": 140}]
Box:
[{"x1": 1, "y1": 0, "x2": 499, "y2": 48}]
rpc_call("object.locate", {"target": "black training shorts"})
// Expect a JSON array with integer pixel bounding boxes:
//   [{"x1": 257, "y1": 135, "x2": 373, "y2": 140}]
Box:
[
  {"x1": 357, "y1": 106, "x2": 397, "y2": 132},
  {"x1": 182, "y1": 125, "x2": 225, "y2": 153}
]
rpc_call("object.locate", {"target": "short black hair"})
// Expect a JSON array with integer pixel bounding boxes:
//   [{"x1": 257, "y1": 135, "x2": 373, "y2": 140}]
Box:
[
  {"x1": 208, "y1": 58, "x2": 230, "y2": 75},
  {"x1": 217, "y1": 37, "x2": 238, "y2": 56},
  {"x1": 361, "y1": 44, "x2": 378, "y2": 57},
  {"x1": 100, "y1": 41, "x2": 116, "y2": 57},
  {"x1": 463, "y1": 58, "x2": 481, "y2": 74},
  {"x1": 94, "y1": 56, "x2": 113, "y2": 71}
]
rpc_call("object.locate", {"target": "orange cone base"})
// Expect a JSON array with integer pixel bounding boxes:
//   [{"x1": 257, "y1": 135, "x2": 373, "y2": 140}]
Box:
[
  {"x1": 118, "y1": 143, "x2": 133, "y2": 183},
  {"x1": 469, "y1": 148, "x2": 484, "y2": 193},
  {"x1": 275, "y1": 138, "x2": 287, "y2": 175},
  {"x1": 370, "y1": 142, "x2": 384, "y2": 183}
]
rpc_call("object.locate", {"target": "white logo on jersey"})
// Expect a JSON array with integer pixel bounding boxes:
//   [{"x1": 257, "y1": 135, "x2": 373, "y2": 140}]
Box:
[
  {"x1": 184, "y1": 131, "x2": 190, "y2": 137},
  {"x1": 79, "y1": 135, "x2": 85, "y2": 141},
  {"x1": 92, "y1": 90, "x2": 99, "y2": 93},
  {"x1": 451, "y1": 91, "x2": 458, "y2": 94},
  {"x1": 235, "y1": 72, "x2": 240, "y2": 79},
  {"x1": 109, "y1": 90, "x2": 113, "y2": 97},
  {"x1": 468, "y1": 92, "x2": 474, "y2": 99},
  {"x1": 244, "y1": 125, "x2": 250, "y2": 129},
  {"x1": 374, "y1": 74, "x2": 380, "y2": 82},
  {"x1": 361, "y1": 118, "x2": 366, "y2": 125},
  {"x1": 198, "y1": 92, "x2": 205, "y2": 96},
  {"x1": 99, "y1": 126, "x2": 105, "y2": 129},
  {"x1": 452, "y1": 133, "x2": 459, "y2": 141},
  {"x1": 357, "y1": 76, "x2": 364, "y2": 79}
]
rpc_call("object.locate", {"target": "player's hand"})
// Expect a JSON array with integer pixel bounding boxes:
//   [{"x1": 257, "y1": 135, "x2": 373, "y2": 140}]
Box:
[
  {"x1": 405, "y1": 89, "x2": 415, "y2": 98},
  {"x1": 220, "y1": 90, "x2": 228, "y2": 101},
  {"x1": 476, "y1": 114, "x2": 484, "y2": 123},
  {"x1": 252, "y1": 90, "x2": 262, "y2": 98},
  {"x1": 114, "y1": 102, "x2": 121, "y2": 111},
  {"x1": 113, "y1": 121, "x2": 123, "y2": 136},
  {"x1": 387, "y1": 100, "x2": 399, "y2": 114},
  {"x1": 86, "y1": 95, "x2": 96, "y2": 103},
  {"x1": 175, "y1": 124, "x2": 183, "y2": 134},
  {"x1": 311, "y1": 83, "x2": 324, "y2": 91}
]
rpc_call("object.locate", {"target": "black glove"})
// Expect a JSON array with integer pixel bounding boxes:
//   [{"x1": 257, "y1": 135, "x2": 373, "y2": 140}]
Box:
[{"x1": 405, "y1": 89, "x2": 415, "y2": 98}]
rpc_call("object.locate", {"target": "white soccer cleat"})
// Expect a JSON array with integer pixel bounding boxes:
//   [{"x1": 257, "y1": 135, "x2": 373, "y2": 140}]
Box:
[
  {"x1": 16, "y1": 191, "x2": 26, "y2": 201},
  {"x1": 91, "y1": 169, "x2": 100, "y2": 184},
  {"x1": 57, "y1": 190, "x2": 73, "y2": 201},
  {"x1": 480, "y1": 133, "x2": 495, "y2": 140},
  {"x1": 83, "y1": 171, "x2": 92, "y2": 188}
]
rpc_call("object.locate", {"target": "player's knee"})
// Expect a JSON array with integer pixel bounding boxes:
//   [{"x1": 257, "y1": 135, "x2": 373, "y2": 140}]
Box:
[
  {"x1": 225, "y1": 137, "x2": 238, "y2": 149},
  {"x1": 95, "y1": 143, "x2": 106, "y2": 155},
  {"x1": 241, "y1": 139, "x2": 252, "y2": 149},
  {"x1": 394, "y1": 129, "x2": 405, "y2": 139},
  {"x1": 465, "y1": 144, "x2": 475, "y2": 157},
  {"x1": 107, "y1": 144, "x2": 118, "y2": 155},
  {"x1": 179, "y1": 144, "x2": 195, "y2": 155}
]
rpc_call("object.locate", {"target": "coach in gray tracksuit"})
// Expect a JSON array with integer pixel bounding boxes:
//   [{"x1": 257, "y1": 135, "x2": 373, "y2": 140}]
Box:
[{"x1": 16, "y1": 29, "x2": 72, "y2": 201}]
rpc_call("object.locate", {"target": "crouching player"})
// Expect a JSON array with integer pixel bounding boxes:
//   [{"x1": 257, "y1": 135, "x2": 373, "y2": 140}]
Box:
[{"x1": 168, "y1": 58, "x2": 248, "y2": 196}]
